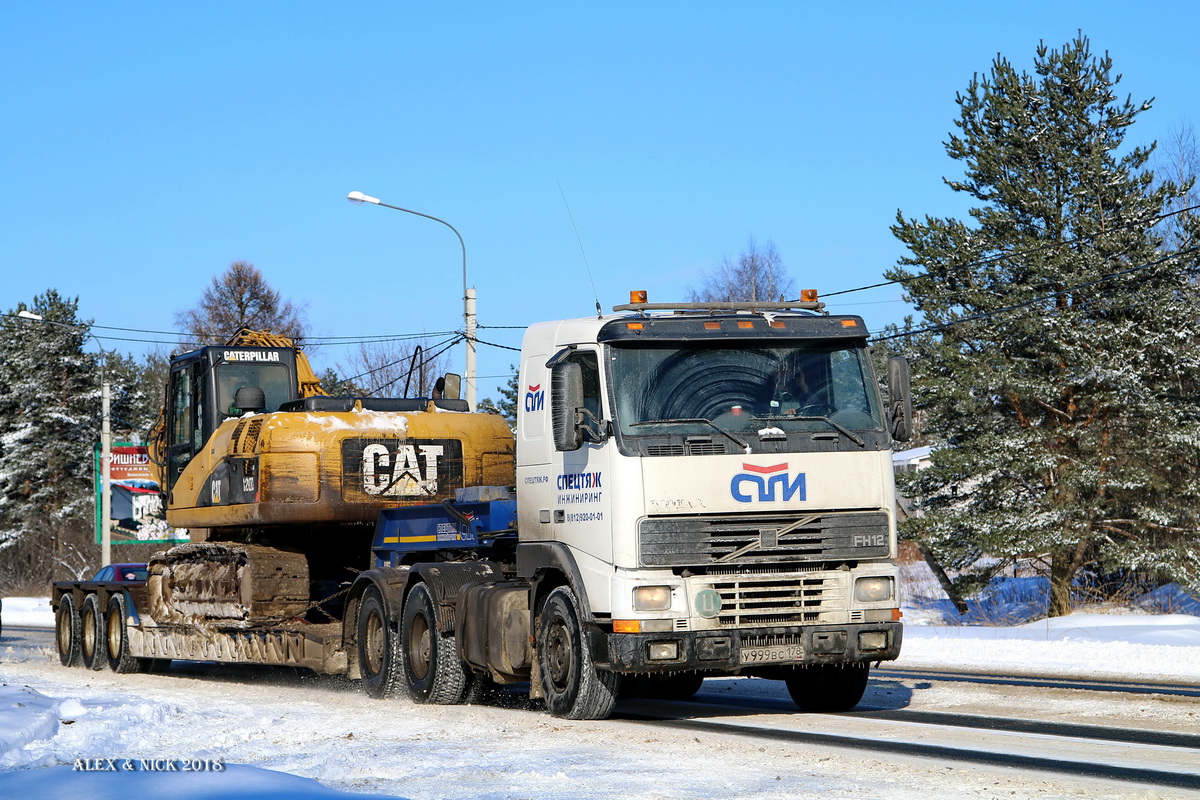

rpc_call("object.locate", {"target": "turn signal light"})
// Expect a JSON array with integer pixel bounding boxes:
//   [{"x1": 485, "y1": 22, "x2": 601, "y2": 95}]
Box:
[
  {"x1": 800, "y1": 289, "x2": 819, "y2": 302},
  {"x1": 613, "y1": 619, "x2": 641, "y2": 633},
  {"x1": 630, "y1": 290, "x2": 648, "y2": 304}
]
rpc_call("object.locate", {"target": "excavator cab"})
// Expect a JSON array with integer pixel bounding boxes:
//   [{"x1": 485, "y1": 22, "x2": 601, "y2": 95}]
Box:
[{"x1": 163, "y1": 345, "x2": 300, "y2": 491}]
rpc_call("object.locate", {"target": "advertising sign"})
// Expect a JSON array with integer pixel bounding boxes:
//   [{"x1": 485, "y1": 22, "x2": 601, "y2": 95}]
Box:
[{"x1": 94, "y1": 443, "x2": 189, "y2": 544}]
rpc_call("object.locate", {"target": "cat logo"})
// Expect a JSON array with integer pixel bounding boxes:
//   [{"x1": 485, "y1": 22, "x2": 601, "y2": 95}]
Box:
[{"x1": 361, "y1": 444, "x2": 444, "y2": 496}]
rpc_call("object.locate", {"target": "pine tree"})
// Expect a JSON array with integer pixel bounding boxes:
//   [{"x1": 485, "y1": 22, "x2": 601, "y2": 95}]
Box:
[
  {"x1": 0, "y1": 291, "x2": 102, "y2": 585},
  {"x1": 887, "y1": 35, "x2": 1200, "y2": 616}
]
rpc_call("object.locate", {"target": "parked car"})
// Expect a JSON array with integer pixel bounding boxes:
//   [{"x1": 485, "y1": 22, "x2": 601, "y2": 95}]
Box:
[{"x1": 91, "y1": 563, "x2": 148, "y2": 584}]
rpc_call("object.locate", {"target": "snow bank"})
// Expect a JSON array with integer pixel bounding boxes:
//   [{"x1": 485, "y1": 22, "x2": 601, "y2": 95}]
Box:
[
  {"x1": 897, "y1": 612, "x2": 1200, "y2": 682},
  {"x1": 2, "y1": 597, "x2": 54, "y2": 628},
  {"x1": 0, "y1": 763, "x2": 407, "y2": 800},
  {"x1": 0, "y1": 685, "x2": 405, "y2": 799},
  {"x1": 0, "y1": 686, "x2": 68, "y2": 768}
]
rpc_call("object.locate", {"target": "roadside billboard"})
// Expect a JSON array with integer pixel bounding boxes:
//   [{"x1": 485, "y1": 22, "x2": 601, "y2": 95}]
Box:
[{"x1": 94, "y1": 443, "x2": 189, "y2": 544}]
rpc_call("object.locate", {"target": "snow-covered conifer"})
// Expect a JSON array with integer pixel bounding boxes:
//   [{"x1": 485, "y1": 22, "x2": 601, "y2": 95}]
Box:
[{"x1": 888, "y1": 35, "x2": 1200, "y2": 615}]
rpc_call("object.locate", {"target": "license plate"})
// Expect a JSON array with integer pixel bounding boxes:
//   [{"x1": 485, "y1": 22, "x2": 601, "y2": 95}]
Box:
[{"x1": 740, "y1": 644, "x2": 804, "y2": 664}]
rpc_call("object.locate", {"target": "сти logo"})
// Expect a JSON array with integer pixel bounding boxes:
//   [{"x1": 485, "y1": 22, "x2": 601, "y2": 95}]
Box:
[
  {"x1": 730, "y1": 463, "x2": 806, "y2": 503},
  {"x1": 524, "y1": 384, "x2": 545, "y2": 412}
]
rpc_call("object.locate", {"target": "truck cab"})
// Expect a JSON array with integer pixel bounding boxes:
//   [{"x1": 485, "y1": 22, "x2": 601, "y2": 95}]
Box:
[{"x1": 510, "y1": 296, "x2": 908, "y2": 711}]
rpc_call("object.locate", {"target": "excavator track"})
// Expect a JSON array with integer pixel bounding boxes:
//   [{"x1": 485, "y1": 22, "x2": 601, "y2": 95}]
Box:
[{"x1": 147, "y1": 542, "x2": 310, "y2": 626}]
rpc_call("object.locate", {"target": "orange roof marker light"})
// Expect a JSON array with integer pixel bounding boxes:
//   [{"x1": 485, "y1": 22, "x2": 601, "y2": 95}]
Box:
[
  {"x1": 841, "y1": 319, "x2": 858, "y2": 328},
  {"x1": 800, "y1": 289, "x2": 819, "y2": 303},
  {"x1": 630, "y1": 290, "x2": 648, "y2": 304}
]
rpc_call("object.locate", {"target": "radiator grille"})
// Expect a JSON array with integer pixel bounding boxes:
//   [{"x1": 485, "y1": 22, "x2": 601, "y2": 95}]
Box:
[
  {"x1": 640, "y1": 511, "x2": 889, "y2": 566},
  {"x1": 710, "y1": 574, "x2": 846, "y2": 627}
]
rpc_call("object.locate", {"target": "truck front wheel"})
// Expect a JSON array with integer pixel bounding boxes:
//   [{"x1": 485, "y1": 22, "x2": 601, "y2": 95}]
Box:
[
  {"x1": 400, "y1": 583, "x2": 466, "y2": 704},
  {"x1": 784, "y1": 663, "x2": 870, "y2": 712},
  {"x1": 357, "y1": 589, "x2": 401, "y2": 699},
  {"x1": 80, "y1": 594, "x2": 106, "y2": 671},
  {"x1": 537, "y1": 586, "x2": 621, "y2": 720},
  {"x1": 55, "y1": 594, "x2": 81, "y2": 667}
]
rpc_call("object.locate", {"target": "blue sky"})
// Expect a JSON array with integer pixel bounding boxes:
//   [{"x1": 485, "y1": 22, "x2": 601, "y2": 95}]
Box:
[{"x1": 2, "y1": 2, "x2": 1197, "y2": 399}]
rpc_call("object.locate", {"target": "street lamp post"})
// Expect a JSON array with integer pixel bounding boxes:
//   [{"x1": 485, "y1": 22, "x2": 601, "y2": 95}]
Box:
[
  {"x1": 17, "y1": 310, "x2": 113, "y2": 566},
  {"x1": 347, "y1": 191, "x2": 476, "y2": 410}
]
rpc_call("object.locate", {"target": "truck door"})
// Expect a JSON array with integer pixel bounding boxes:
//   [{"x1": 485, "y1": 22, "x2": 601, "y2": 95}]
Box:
[
  {"x1": 550, "y1": 347, "x2": 615, "y2": 591},
  {"x1": 165, "y1": 361, "x2": 202, "y2": 491}
]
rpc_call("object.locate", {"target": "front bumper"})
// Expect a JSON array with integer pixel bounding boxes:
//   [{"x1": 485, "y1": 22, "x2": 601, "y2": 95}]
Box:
[{"x1": 600, "y1": 621, "x2": 902, "y2": 674}]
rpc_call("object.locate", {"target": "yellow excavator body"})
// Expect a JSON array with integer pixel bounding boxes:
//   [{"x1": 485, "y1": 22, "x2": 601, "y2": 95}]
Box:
[{"x1": 149, "y1": 329, "x2": 514, "y2": 532}]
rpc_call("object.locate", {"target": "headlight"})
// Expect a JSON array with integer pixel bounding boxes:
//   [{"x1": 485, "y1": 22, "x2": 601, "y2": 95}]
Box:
[
  {"x1": 633, "y1": 585, "x2": 673, "y2": 611},
  {"x1": 854, "y1": 577, "x2": 894, "y2": 603}
]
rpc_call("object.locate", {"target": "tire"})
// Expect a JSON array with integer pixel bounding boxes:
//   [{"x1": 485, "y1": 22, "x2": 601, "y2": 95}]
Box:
[
  {"x1": 79, "y1": 594, "x2": 106, "y2": 671},
  {"x1": 105, "y1": 593, "x2": 141, "y2": 673},
  {"x1": 784, "y1": 663, "x2": 870, "y2": 712},
  {"x1": 537, "y1": 586, "x2": 621, "y2": 720},
  {"x1": 400, "y1": 583, "x2": 467, "y2": 704},
  {"x1": 55, "y1": 594, "x2": 82, "y2": 667},
  {"x1": 357, "y1": 588, "x2": 401, "y2": 699},
  {"x1": 462, "y1": 670, "x2": 502, "y2": 706}
]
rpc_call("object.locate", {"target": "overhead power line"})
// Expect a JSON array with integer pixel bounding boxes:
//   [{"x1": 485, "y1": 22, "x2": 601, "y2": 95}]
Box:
[
  {"x1": 474, "y1": 337, "x2": 522, "y2": 353},
  {"x1": 823, "y1": 202, "x2": 1200, "y2": 299},
  {"x1": 340, "y1": 335, "x2": 462, "y2": 385},
  {"x1": 870, "y1": 245, "x2": 1200, "y2": 343}
]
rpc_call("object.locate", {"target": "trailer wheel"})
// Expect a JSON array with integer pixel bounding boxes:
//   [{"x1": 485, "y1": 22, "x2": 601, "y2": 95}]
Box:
[
  {"x1": 105, "y1": 593, "x2": 140, "y2": 673},
  {"x1": 55, "y1": 594, "x2": 82, "y2": 667},
  {"x1": 537, "y1": 586, "x2": 621, "y2": 720},
  {"x1": 80, "y1": 594, "x2": 106, "y2": 671},
  {"x1": 784, "y1": 663, "x2": 870, "y2": 712},
  {"x1": 400, "y1": 583, "x2": 466, "y2": 704},
  {"x1": 357, "y1": 588, "x2": 401, "y2": 699}
]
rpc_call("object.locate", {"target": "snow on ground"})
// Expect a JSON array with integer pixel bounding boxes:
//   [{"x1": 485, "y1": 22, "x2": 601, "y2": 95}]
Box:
[
  {"x1": 1, "y1": 597, "x2": 53, "y2": 628},
  {"x1": 3, "y1": 590, "x2": 1200, "y2": 799},
  {"x1": 897, "y1": 613, "x2": 1200, "y2": 684}
]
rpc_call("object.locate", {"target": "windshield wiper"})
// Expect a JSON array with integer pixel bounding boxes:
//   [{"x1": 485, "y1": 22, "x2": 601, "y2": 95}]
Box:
[
  {"x1": 631, "y1": 418, "x2": 751, "y2": 454},
  {"x1": 751, "y1": 414, "x2": 865, "y2": 447}
]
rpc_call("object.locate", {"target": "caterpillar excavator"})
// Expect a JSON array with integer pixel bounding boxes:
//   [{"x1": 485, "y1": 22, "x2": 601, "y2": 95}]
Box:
[{"x1": 145, "y1": 329, "x2": 514, "y2": 626}]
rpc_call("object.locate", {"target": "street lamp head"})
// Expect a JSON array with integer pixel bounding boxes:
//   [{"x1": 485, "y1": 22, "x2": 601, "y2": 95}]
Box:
[
  {"x1": 347, "y1": 190, "x2": 381, "y2": 205},
  {"x1": 17, "y1": 309, "x2": 43, "y2": 321}
]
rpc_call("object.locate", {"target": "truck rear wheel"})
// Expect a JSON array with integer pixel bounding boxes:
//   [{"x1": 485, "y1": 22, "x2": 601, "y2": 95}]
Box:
[
  {"x1": 105, "y1": 593, "x2": 140, "y2": 673},
  {"x1": 400, "y1": 583, "x2": 466, "y2": 704},
  {"x1": 784, "y1": 663, "x2": 870, "y2": 712},
  {"x1": 537, "y1": 586, "x2": 621, "y2": 720},
  {"x1": 79, "y1": 594, "x2": 106, "y2": 671},
  {"x1": 55, "y1": 594, "x2": 81, "y2": 667},
  {"x1": 357, "y1": 588, "x2": 401, "y2": 699}
]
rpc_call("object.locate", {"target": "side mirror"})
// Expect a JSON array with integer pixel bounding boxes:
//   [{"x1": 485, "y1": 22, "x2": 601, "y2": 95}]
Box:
[
  {"x1": 552, "y1": 362, "x2": 585, "y2": 452},
  {"x1": 887, "y1": 356, "x2": 913, "y2": 443},
  {"x1": 436, "y1": 373, "x2": 462, "y2": 400}
]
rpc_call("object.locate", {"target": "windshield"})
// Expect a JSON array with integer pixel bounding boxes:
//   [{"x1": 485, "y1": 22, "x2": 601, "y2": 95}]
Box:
[
  {"x1": 215, "y1": 363, "x2": 294, "y2": 416},
  {"x1": 609, "y1": 341, "x2": 882, "y2": 436}
]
